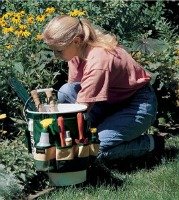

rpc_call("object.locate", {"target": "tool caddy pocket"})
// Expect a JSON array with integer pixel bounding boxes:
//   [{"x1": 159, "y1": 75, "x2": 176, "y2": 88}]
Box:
[{"x1": 28, "y1": 117, "x2": 58, "y2": 171}]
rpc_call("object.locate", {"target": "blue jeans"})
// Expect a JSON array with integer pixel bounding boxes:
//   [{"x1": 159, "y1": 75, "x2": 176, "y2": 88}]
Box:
[{"x1": 58, "y1": 82, "x2": 157, "y2": 161}]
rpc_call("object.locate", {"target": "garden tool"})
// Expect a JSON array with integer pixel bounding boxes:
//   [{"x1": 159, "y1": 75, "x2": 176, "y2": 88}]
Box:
[
  {"x1": 31, "y1": 90, "x2": 44, "y2": 112},
  {"x1": 90, "y1": 128, "x2": 98, "y2": 142},
  {"x1": 77, "y1": 112, "x2": 85, "y2": 140},
  {"x1": 44, "y1": 89, "x2": 56, "y2": 112},
  {"x1": 31, "y1": 88, "x2": 56, "y2": 112},
  {"x1": 57, "y1": 116, "x2": 66, "y2": 147},
  {"x1": 8, "y1": 77, "x2": 37, "y2": 111},
  {"x1": 76, "y1": 112, "x2": 88, "y2": 144}
]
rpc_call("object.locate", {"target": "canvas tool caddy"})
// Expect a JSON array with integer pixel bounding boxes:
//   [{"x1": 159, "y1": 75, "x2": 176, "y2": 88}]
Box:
[{"x1": 23, "y1": 88, "x2": 100, "y2": 186}]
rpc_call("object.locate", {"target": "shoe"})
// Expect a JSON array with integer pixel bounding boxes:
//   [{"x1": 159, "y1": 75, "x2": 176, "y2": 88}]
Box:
[
  {"x1": 126, "y1": 134, "x2": 166, "y2": 169},
  {"x1": 152, "y1": 134, "x2": 165, "y2": 155},
  {"x1": 144, "y1": 134, "x2": 165, "y2": 163}
]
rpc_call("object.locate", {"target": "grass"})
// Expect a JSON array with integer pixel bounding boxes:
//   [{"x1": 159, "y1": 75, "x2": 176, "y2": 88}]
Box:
[{"x1": 37, "y1": 135, "x2": 179, "y2": 200}]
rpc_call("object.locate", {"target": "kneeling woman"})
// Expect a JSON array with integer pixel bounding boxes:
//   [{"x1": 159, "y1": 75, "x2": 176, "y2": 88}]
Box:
[{"x1": 42, "y1": 15, "x2": 162, "y2": 164}]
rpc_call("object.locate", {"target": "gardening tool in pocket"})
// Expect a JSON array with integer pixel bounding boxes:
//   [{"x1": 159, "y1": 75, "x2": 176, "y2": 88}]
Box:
[
  {"x1": 73, "y1": 112, "x2": 89, "y2": 158},
  {"x1": 89, "y1": 128, "x2": 100, "y2": 156},
  {"x1": 89, "y1": 128, "x2": 100, "y2": 164},
  {"x1": 56, "y1": 117, "x2": 75, "y2": 171},
  {"x1": 57, "y1": 116, "x2": 66, "y2": 147}
]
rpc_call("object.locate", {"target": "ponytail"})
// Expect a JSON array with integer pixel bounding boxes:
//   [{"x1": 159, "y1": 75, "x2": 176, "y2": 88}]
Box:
[
  {"x1": 80, "y1": 18, "x2": 118, "y2": 51},
  {"x1": 43, "y1": 15, "x2": 118, "y2": 51}
]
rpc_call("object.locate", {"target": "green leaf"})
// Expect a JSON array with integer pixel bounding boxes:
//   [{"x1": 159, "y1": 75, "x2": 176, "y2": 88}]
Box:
[
  {"x1": 13, "y1": 62, "x2": 24, "y2": 74},
  {"x1": 36, "y1": 63, "x2": 46, "y2": 70},
  {"x1": 150, "y1": 72, "x2": 159, "y2": 85},
  {"x1": 0, "y1": 61, "x2": 6, "y2": 67},
  {"x1": 10, "y1": 117, "x2": 26, "y2": 125},
  {"x1": 19, "y1": 173, "x2": 26, "y2": 182},
  {"x1": 132, "y1": 38, "x2": 169, "y2": 54}
]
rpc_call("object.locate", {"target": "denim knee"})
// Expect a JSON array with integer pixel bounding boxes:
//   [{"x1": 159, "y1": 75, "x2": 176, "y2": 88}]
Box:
[{"x1": 58, "y1": 82, "x2": 81, "y2": 103}]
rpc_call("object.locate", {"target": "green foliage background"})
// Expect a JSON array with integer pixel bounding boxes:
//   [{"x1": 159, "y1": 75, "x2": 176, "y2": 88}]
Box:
[{"x1": 0, "y1": 1, "x2": 179, "y2": 198}]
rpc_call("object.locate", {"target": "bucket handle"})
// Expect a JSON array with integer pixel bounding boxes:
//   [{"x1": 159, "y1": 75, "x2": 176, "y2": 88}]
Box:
[{"x1": 23, "y1": 96, "x2": 33, "y2": 122}]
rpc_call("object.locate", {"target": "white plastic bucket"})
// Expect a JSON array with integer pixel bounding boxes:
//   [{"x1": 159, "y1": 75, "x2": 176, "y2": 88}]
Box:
[{"x1": 47, "y1": 170, "x2": 87, "y2": 186}]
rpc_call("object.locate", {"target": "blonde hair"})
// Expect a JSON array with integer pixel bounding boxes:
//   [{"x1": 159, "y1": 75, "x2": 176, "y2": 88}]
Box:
[{"x1": 42, "y1": 15, "x2": 118, "y2": 51}]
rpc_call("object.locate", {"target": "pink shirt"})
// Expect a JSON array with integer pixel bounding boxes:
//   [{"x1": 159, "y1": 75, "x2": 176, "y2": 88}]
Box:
[{"x1": 68, "y1": 46, "x2": 151, "y2": 104}]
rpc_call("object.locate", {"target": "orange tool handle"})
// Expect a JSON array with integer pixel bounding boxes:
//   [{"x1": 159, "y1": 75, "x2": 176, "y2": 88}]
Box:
[
  {"x1": 77, "y1": 112, "x2": 84, "y2": 140},
  {"x1": 57, "y1": 116, "x2": 66, "y2": 147}
]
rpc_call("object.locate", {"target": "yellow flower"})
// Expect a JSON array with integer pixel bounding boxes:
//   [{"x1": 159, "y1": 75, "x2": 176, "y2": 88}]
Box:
[
  {"x1": 14, "y1": 30, "x2": 22, "y2": 37},
  {"x1": 20, "y1": 30, "x2": 31, "y2": 38},
  {"x1": 14, "y1": 12, "x2": 22, "y2": 18},
  {"x1": 5, "y1": 44, "x2": 13, "y2": 49},
  {"x1": 36, "y1": 15, "x2": 45, "y2": 22},
  {"x1": 132, "y1": 51, "x2": 141, "y2": 60},
  {"x1": 19, "y1": 24, "x2": 27, "y2": 30},
  {"x1": 11, "y1": 15, "x2": 21, "y2": 24},
  {"x1": 45, "y1": 7, "x2": 55, "y2": 14},
  {"x1": 36, "y1": 33, "x2": 43, "y2": 40},
  {"x1": 2, "y1": 12, "x2": 13, "y2": 19},
  {"x1": 69, "y1": 9, "x2": 86, "y2": 17},
  {"x1": 7, "y1": 11, "x2": 14, "y2": 16},
  {"x1": 27, "y1": 16, "x2": 34, "y2": 24},
  {"x1": 19, "y1": 11, "x2": 25, "y2": 16},
  {"x1": 0, "y1": 18, "x2": 7, "y2": 27},
  {"x1": 0, "y1": 114, "x2": 7, "y2": 120},
  {"x1": 90, "y1": 128, "x2": 97, "y2": 134},
  {"x1": 174, "y1": 49, "x2": 179, "y2": 56},
  {"x1": 2, "y1": 13, "x2": 9, "y2": 19},
  {"x1": 175, "y1": 60, "x2": 179, "y2": 65},
  {"x1": 2, "y1": 26, "x2": 14, "y2": 34},
  {"x1": 40, "y1": 118, "x2": 53, "y2": 129},
  {"x1": 14, "y1": 29, "x2": 31, "y2": 38}
]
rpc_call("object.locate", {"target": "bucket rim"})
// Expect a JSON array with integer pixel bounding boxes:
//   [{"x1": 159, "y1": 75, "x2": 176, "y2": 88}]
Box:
[{"x1": 26, "y1": 103, "x2": 87, "y2": 114}]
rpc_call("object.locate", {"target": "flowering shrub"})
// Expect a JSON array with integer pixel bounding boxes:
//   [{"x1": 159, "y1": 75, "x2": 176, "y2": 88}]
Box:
[
  {"x1": 0, "y1": 0, "x2": 178, "y2": 121},
  {"x1": 0, "y1": 4, "x2": 57, "y2": 85}
]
